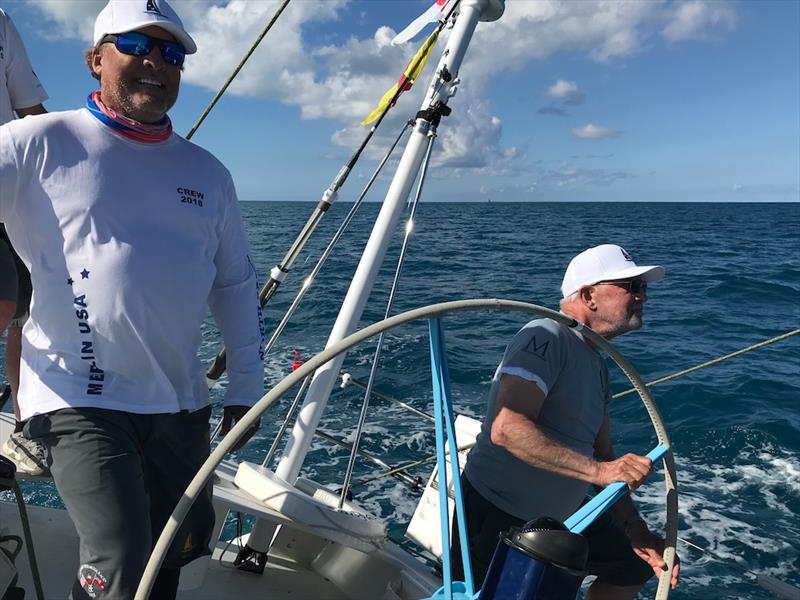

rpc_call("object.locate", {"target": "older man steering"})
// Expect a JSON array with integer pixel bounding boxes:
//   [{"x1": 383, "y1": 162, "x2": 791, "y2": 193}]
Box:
[
  {"x1": 453, "y1": 244, "x2": 680, "y2": 598},
  {"x1": 0, "y1": 1, "x2": 265, "y2": 598}
]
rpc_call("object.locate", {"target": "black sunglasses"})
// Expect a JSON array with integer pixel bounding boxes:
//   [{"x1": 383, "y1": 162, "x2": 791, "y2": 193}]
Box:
[
  {"x1": 101, "y1": 32, "x2": 185, "y2": 67},
  {"x1": 595, "y1": 279, "x2": 648, "y2": 294}
]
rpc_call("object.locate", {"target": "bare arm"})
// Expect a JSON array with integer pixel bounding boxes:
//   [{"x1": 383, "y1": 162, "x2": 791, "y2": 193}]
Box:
[
  {"x1": 0, "y1": 300, "x2": 14, "y2": 332},
  {"x1": 491, "y1": 375, "x2": 654, "y2": 488},
  {"x1": 595, "y1": 415, "x2": 680, "y2": 588}
]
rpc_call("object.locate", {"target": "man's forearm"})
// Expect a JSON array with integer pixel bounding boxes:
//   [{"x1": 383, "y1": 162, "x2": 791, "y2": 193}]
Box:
[{"x1": 493, "y1": 417, "x2": 601, "y2": 484}]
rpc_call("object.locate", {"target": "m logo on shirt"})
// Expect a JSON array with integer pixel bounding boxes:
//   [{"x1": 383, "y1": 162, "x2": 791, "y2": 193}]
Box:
[{"x1": 523, "y1": 335, "x2": 549, "y2": 359}]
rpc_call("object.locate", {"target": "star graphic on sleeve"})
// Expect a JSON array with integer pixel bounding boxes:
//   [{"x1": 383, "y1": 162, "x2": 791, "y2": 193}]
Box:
[
  {"x1": 67, "y1": 277, "x2": 74, "y2": 285},
  {"x1": 80, "y1": 269, "x2": 90, "y2": 279}
]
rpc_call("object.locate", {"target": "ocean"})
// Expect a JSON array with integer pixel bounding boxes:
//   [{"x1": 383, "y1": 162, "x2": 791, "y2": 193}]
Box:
[{"x1": 5, "y1": 200, "x2": 799, "y2": 599}]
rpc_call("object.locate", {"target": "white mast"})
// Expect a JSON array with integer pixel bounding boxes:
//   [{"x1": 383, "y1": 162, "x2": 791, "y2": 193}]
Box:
[
  {"x1": 243, "y1": 0, "x2": 505, "y2": 555},
  {"x1": 276, "y1": 0, "x2": 505, "y2": 484}
]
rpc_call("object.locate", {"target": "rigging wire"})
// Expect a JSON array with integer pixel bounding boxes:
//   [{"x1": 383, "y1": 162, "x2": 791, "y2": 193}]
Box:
[
  {"x1": 260, "y1": 121, "x2": 413, "y2": 362},
  {"x1": 208, "y1": 120, "x2": 412, "y2": 446},
  {"x1": 612, "y1": 328, "x2": 799, "y2": 399},
  {"x1": 351, "y1": 443, "x2": 476, "y2": 491},
  {"x1": 204, "y1": 0, "x2": 463, "y2": 385},
  {"x1": 340, "y1": 328, "x2": 800, "y2": 596},
  {"x1": 185, "y1": 0, "x2": 292, "y2": 141},
  {"x1": 678, "y1": 537, "x2": 800, "y2": 600},
  {"x1": 340, "y1": 328, "x2": 799, "y2": 489},
  {"x1": 340, "y1": 372, "x2": 434, "y2": 423},
  {"x1": 261, "y1": 374, "x2": 312, "y2": 467},
  {"x1": 223, "y1": 120, "x2": 413, "y2": 455},
  {"x1": 337, "y1": 126, "x2": 438, "y2": 508}
]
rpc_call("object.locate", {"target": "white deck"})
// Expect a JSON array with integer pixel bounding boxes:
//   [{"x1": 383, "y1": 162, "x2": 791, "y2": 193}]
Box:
[{"x1": 1, "y1": 412, "x2": 440, "y2": 599}]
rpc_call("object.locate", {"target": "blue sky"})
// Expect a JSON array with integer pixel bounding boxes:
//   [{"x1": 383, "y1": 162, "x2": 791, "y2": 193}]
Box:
[{"x1": 6, "y1": 0, "x2": 799, "y2": 202}]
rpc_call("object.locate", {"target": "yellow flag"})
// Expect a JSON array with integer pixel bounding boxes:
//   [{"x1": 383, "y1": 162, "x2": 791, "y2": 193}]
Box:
[{"x1": 361, "y1": 30, "x2": 440, "y2": 125}]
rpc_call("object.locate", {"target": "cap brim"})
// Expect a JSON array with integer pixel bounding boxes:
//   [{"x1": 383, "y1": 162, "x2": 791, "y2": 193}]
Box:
[{"x1": 601, "y1": 265, "x2": 665, "y2": 283}]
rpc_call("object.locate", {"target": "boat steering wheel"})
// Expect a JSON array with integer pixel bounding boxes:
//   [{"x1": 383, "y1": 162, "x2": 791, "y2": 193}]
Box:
[{"x1": 136, "y1": 299, "x2": 678, "y2": 600}]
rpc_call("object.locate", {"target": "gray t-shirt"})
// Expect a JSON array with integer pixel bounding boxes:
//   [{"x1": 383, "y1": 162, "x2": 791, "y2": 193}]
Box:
[{"x1": 464, "y1": 318, "x2": 611, "y2": 521}]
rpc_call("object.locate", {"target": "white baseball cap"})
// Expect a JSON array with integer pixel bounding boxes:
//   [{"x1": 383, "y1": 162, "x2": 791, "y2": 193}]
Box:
[
  {"x1": 94, "y1": 0, "x2": 197, "y2": 54},
  {"x1": 561, "y1": 244, "x2": 664, "y2": 298}
]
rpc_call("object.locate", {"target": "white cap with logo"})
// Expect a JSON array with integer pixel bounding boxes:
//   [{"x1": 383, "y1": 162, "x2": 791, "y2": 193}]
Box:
[
  {"x1": 561, "y1": 244, "x2": 665, "y2": 298},
  {"x1": 94, "y1": 0, "x2": 197, "y2": 54}
]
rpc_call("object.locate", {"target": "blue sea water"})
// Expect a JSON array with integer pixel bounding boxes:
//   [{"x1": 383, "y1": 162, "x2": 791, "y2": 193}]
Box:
[{"x1": 6, "y1": 200, "x2": 800, "y2": 599}]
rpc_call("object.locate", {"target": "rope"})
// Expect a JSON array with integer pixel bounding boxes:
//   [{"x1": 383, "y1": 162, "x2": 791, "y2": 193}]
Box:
[
  {"x1": 185, "y1": 0, "x2": 291, "y2": 140},
  {"x1": 351, "y1": 443, "x2": 475, "y2": 491},
  {"x1": 613, "y1": 328, "x2": 799, "y2": 399}
]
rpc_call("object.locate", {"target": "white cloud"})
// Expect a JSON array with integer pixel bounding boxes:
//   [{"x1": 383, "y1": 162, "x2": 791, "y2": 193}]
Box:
[
  {"x1": 548, "y1": 80, "x2": 578, "y2": 99},
  {"x1": 546, "y1": 79, "x2": 585, "y2": 105},
  {"x1": 662, "y1": 1, "x2": 737, "y2": 42},
  {"x1": 732, "y1": 183, "x2": 744, "y2": 192},
  {"x1": 24, "y1": 0, "x2": 736, "y2": 176},
  {"x1": 26, "y1": 0, "x2": 102, "y2": 41},
  {"x1": 572, "y1": 124, "x2": 620, "y2": 140}
]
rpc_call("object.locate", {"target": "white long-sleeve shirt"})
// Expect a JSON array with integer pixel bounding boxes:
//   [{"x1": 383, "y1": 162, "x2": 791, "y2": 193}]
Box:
[{"x1": 0, "y1": 109, "x2": 265, "y2": 419}]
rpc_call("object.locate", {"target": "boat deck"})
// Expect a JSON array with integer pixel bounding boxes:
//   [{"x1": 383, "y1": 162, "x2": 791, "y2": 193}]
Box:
[
  {"x1": 0, "y1": 500, "x2": 350, "y2": 599},
  {"x1": 1, "y1": 413, "x2": 436, "y2": 600}
]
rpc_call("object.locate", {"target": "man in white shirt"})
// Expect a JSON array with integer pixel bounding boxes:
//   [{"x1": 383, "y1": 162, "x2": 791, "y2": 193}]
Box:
[{"x1": 0, "y1": 1, "x2": 265, "y2": 597}]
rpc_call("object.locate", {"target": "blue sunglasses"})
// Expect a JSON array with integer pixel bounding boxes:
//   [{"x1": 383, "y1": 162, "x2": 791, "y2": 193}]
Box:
[{"x1": 101, "y1": 31, "x2": 185, "y2": 67}]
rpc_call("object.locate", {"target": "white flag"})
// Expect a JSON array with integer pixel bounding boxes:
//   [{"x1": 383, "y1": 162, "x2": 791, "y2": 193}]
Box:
[{"x1": 391, "y1": 0, "x2": 454, "y2": 45}]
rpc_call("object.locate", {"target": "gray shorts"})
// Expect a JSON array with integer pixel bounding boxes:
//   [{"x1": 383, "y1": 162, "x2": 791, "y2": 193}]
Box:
[
  {"x1": 452, "y1": 475, "x2": 654, "y2": 589},
  {"x1": 25, "y1": 406, "x2": 214, "y2": 599}
]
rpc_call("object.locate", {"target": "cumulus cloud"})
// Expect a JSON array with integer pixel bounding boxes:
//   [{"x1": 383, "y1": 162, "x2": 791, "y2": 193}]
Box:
[
  {"x1": 24, "y1": 0, "x2": 736, "y2": 176},
  {"x1": 662, "y1": 1, "x2": 737, "y2": 42},
  {"x1": 548, "y1": 79, "x2": 577, "y2": 98},
  {"x1": 546, "y1": 79, "x2": 585, "y2": 105},
  {"x1": 25, "y1": 0, "x2": 100, "y2": 41},
  {"x1": 572, "y1": 124, "x2": 620, "y2": 140}
]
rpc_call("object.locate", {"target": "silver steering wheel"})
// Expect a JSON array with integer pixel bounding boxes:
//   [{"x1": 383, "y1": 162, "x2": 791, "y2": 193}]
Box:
[{"x1": 135, "y1": 299, "x2": 678, "y2": 600}]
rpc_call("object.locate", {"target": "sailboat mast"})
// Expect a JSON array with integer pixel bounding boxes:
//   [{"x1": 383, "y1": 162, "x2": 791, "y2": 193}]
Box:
[{"x1": 275, "y1": 0, "x2": 505, "y2": 484}]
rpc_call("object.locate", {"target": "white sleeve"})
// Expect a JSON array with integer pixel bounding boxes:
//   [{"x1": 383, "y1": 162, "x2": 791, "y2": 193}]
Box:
[
  {"x1": 207, "y1": 175, "x2": 265, "y2": 407},
  {"x1": 2, "y1": 11, "x2": 48, "y2": 111},
  {"x1": 0, "y1": 122, "x2": 20, "y2": 221}
]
